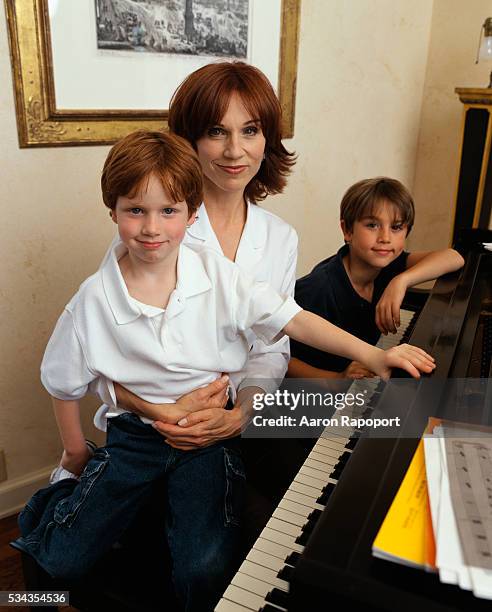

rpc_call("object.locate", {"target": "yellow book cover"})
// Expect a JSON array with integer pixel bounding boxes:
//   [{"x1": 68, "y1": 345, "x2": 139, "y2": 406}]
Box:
[{"x1": 372, "y1": 439, "x2": 436, "y2": 571}]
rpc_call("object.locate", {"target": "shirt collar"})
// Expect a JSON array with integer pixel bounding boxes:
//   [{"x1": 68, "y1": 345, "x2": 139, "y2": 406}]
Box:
[
  {"x1": 186, "y1": 201, "x2": 266, "y2": 250},
  {"x1": 335, "y1": 243, "x2": 377, "y2": 306},
  {"x1": 101, "y1": 242, "x2": 212, "y2": 325},
  {"x1": 175, "y1": 243, "x2": 212, "y2": 298}
]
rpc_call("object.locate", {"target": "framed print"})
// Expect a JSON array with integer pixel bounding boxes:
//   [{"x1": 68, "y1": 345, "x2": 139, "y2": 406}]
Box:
[{"x1": 4, "y1": 0, "x2": 301, "y2": 147}]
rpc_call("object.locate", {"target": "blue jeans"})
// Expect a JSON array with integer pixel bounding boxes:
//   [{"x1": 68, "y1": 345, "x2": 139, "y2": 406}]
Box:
[{"x1": 12, "y1": 413, "x2": 245, "y2": 612}]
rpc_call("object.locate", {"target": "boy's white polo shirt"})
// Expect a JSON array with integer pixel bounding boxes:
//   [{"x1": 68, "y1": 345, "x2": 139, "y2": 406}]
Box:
[{"x1": 41, "y1": 242, "x2": 301, "y2": 430}]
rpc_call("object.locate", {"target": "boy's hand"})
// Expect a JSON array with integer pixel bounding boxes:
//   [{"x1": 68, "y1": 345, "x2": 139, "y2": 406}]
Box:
[
  {"x1": 60, "y1": 447, "x2": 92, "y2": 477},
  {"x1": 370, "y1": 344, "x2": 435, "y2": 380},
  {"x1": 343, "y1": 361, "x2": 376, "y2": 379},
  {"x1": 375, "y1": 276, "x2": 407, "y2": 335}
]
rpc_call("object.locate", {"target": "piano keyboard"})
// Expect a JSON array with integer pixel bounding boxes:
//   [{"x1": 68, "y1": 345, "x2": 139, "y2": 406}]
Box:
[{"x1": 216, "y1": 309, "x2": 417, "y2": 612}]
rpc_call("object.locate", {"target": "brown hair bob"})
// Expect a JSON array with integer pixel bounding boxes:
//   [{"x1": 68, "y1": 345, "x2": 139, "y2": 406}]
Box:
[
  {"x1": 101, "y1": 130, "x2": 203, "y2": 215},
  {"x1": 168, "y1": 61, "x2": 296, "y2": 203},
  {"x1": 340, "y1": 177, "x2": 415, "y2": 236}
]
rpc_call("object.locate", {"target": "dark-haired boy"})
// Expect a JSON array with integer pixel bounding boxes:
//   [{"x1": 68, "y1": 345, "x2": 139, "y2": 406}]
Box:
[{"x1": 289, "y1": 177, "x2": 464, "y2": 379}]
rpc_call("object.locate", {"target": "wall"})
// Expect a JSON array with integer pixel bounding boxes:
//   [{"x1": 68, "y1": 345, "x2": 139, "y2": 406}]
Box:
[
  {"x1": 410, "y1": 0, "x2": 492, "y2": 251},
  {"x1": 0, "y1": 9, "x2": 111, "y2": 516},
  {"x1": 0, "y1": 0, "x2": 434, "y2": 515},
  {"x1": 271, "y1": 0, "x2": 433, "y2": 273}
]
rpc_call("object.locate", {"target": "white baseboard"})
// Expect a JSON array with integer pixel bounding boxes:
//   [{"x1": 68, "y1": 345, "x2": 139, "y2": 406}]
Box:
[{"x1": 0, "y1": 466, "x2": 54, "y2": 519}]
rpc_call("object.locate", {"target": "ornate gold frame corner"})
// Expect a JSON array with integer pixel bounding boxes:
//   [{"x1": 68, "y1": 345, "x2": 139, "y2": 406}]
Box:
[{"x1": 4, "y1": 0, "x2": 301, "y2": 148}]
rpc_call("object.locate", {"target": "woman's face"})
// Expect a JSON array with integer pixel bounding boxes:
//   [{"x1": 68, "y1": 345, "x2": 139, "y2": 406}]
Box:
[{"x1": 195, "y1": 93, "x2": 266, "y2": 199}]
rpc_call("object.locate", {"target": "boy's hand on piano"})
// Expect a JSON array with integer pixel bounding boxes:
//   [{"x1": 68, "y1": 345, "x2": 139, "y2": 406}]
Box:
[
  {"x1": 371, "y1": 344, "x2": 435, "y2": 380},
  {"x1": 343, "y1": 361, "x2": 376, "y2": 379},
  {"x1": 375, "y1": 277, "x2": 407, "y2": 334}
]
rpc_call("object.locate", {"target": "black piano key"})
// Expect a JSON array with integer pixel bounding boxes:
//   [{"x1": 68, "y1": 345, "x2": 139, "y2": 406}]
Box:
[
  {"x1": 317, "y1": 482, "x2": 336, "y2": 505},
  {"x1": 338, "y1": 451, "x2": 351, "y2": 464},
  {"x1": 296, "y1": 530, "x2": 310, "y2": 546},
  {"x1": 308, "y1": 509, "x2": 323, "y2": 522},
  {"x1": 285, "y1": 551, "x2": 301, "y2": 566},
  {"x1": 277, "y1": 564, "x2": 294, "y2": 581},
  {"x1": 265, "y1": 587, "x2": 289, "y2": 609},
  {"x1": 345, "y1": 437, "x2": 358, "y2": 450},
  {"x1": 330, "y1": 465, "x2": 344, "y2": 480},
  {"x1": 299, "y1": 510, "x2": 321, "y2": 535},
  {"x1": 260, "y1": 605, "x2": 285, "y2": 612},
  {"x1": 296, "y1": 510, "x2": 323, "y2": 545}
]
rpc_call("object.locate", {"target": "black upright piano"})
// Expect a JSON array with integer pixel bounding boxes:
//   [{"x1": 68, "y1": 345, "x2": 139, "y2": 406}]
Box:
[{"x1": 289, "y1": 229, "x2": 492, "y2": 611}]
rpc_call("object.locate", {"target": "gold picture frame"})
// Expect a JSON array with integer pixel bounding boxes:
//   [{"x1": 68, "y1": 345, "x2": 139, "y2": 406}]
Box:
[{"x1": 4, "y1": 0, "x2": 301, "y2": 148}]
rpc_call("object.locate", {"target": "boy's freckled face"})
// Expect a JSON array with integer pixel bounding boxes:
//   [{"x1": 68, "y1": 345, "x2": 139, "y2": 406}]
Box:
[
  {"x1": 111, "y1": 173, "x2": 194, "y2": 265},
  {"x1": 342, "y1": 201, "x2": 407, "y2": 270}
]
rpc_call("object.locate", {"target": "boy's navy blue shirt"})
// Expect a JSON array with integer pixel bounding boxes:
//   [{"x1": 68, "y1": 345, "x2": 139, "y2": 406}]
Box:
[{"x1": 291, "y1": 244, "x2": 409, "y2": 373}]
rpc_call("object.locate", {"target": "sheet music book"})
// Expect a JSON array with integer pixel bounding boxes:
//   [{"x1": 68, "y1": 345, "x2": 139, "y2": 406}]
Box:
[{"x1": 372, "y1": 438, "x2": 436, "y2": 571}]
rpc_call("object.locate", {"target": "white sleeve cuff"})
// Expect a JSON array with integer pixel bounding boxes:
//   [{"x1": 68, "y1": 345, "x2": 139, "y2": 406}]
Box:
[{"x1": 252, "y1": 298, "x2": 302, "y2": 345}]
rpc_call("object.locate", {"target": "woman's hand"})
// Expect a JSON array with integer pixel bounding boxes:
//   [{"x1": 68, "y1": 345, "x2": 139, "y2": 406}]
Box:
[
  {"x1": 153, "y1": 406, "x2": 242, "y2": 450},
  {"x1": 174, "y1": 376, "x2": 229, "y2": 413},
  {"x1": 114, "y1": 376, "x2": 229, "y2": 422},
  {"x1": 343, "y1": 361, "x2": 376, "y2": 379},
  {"x1": 154, "y1": 386, "x2": 261, "y2": 450},
  {"x1": 370, "y1": 344, "x2": 435, "y2": 380},
  {"x1": 375, "y1": 276, "x2": 407, "y2": 335}
]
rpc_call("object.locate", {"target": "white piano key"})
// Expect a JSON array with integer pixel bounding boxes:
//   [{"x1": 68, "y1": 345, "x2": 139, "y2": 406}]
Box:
[
  {"x1": 315, "y1": 432, "x2": 348, "y2": 445},
  {"x1": 308, "y1": 450, "x2": 337, "y2": 466},
  {"x1": 215, "y1": 598, "x2": 251, "y2": 612},
  {"x1": 267, "y1": 517, "x2": 301, "y2": 538},
  {"x1": 312, "y1": 441, "x2": 346, "y2": 457},
  {"x1": 315, "y1": 430, "x2": 348, "y2": 453},
  {"x1": 303, "y1": 458, "x2": 334, "y2": 476},
  {"x1": 308, "y1": 441, "x2": 345, "y2": 463},
  {"x1": 290, "y1": 479, "x2": 323, "y2": 499},
  {"x1": 283, "y1": 488, "x2": 325, "y2": 510},
  {"x1": 295, "y1": 469, "x2": 326, "y2": 490},
  {"x1": 318, "y1": 434, "x2": 349, "y2": 446},
  {"x1": 316, "y1": 437, "x2": 347, "y2": 452},
  {"x1": 238, "y1": 560, "x2": 289, "y2": 591},
  {"x1": 273, "y1": 506, "x2": 306, "y2": 527},
  {"x1": 278, "y1": 497, "x2": 314, "y2": 518},
  {"x1": 247, "y1": 548, "x2": 286, "y2": 572},
  {"x1": 260, "y1": 527, "x2": 304, "y2": 553},
  {"x1": 232, "y1": 571, "x2": 279, "y2": 598},
  {"x1": 222, "y1": 584, "x2": 264, "y2": 610},
  {"x1": 253, "y1": 536, "x2": 295, "y2": 560}
]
